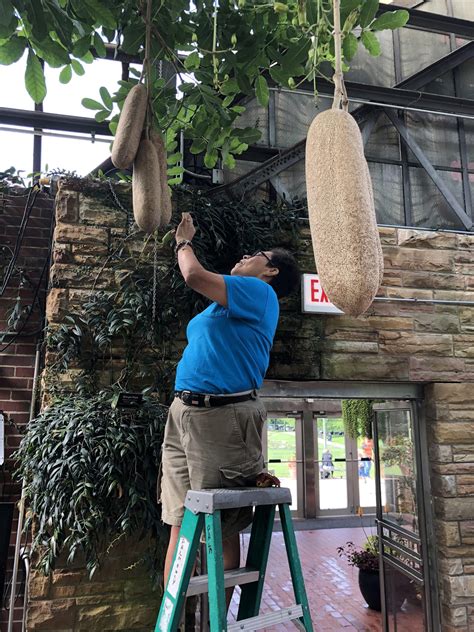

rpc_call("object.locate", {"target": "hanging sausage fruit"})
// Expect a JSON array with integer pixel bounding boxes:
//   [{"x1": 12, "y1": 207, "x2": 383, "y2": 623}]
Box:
[
  {"x1": 110, "y1": 0, "x2": 171, "y2": 234},
  {"x1": 305, "y1": 0, "x2": 383, "y2": 317}
]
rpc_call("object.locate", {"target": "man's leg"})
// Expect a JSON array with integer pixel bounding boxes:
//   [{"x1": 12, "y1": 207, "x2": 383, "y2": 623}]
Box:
[
  {"x1": 223, "y1": 532, "x2": 240, "y2": 608},
  {"x1": 164, "y1": 525, "x2": 181, "y2": 586}
]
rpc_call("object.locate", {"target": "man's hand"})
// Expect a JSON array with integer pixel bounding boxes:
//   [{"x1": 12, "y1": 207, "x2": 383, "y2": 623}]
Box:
[
  {"x1": 175, "y1": 212, "x2": 196, "y2": 242},
  {"x1": 256, "y1": 472, "x2": 281, "y2": 488}
]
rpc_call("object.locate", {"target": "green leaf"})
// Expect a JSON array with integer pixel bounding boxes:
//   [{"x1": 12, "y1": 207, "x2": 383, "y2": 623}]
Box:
[
  {"x1": 343, "y1": 32, "x2": 358, "y2": 62},
  {"x1": 0, "y1": 13, "x2": 17, "y2": 39},
  {"x1": 93, "y1": 32, "x2": 106, "y2": 58},
  {"x1": 71, "y1": 59, "x2": 84, "y2": 75},
  {"x1": 33, "y1": 38, "x2": 70, "y2": 67},
  {"x1": 25, "y1": 50, "x2": 46, "y2": 103},
  {"x1": 0, "y1": 0, "x2": 14, "y2": 26},
  {"x1": 184, "y1": 50, "x2": 200, "y2": 71},
  {"x1": 255, "y1": 75, "x2": 269, "y2": 108},
  {"x1": 0, "y1": 35, "x2": 26, "y2": 65},
  {"x1": 232, "y1": 126, "x2": 262, "y2": 144},
  {"x1": 82, "y1": 0, "x2": 116, "y2": 29},
  {"x1": 81, "y1": 97, "x2": 104, "y2": 110},
  {"x1": 166, "y1": 165, "x2": 184, "y2": 176},
  {"x1": 371, "y1": 9, "x2": 409, "y2": 31},
  {"x1": 72, "y1": 34, "x2": 91, "y2": 58},
  {"x1": 204, "y1": 149, "x2": 218, "y2": 169},
  {"x1": 220, "y1": 77, "x2": 239, "y2": 96},
  {"x1": 359, "y1": 0, "x2": 379, "y2": 28},
  {"x1": 190, "y1": 139, "x2": 206, "y2": 154},
  {"x1": 95, "y1": 109, "x2": 110, "y2": 122},
  {"x1": 121, "y1": 23, "x2": 144, "y2": 54},
  {"x1": 99, "y1": 86, "x2": 113, "y2": 109},
  {"x1": 59, "y1": 64, "x2": 72, "y2": 84},
  {"x1": 24, "y1": 0, "x2": 48, "y2": 42},
  {"x1": 361, "y1": 30, "x2": 381, "y2": 56}
]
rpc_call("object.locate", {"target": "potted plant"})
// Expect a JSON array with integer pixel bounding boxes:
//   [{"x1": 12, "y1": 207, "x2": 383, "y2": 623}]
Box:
[{"x1": 337, "y1": 536, "x2": 381, "y2": 611}]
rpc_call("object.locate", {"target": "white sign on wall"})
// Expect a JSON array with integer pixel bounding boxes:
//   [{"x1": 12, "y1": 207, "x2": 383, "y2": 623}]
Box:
[{"x1": 301, "y1": 274, "x2": 344, "y2": 314}]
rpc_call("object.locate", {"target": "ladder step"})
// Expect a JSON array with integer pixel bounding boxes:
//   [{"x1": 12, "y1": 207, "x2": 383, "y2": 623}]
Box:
[
  {"x1": 187, "y1": 567, "x2": 260, "y2": 597},
  {"x1": 227, "y1": 604, "x2": 303, "y2": 632}
]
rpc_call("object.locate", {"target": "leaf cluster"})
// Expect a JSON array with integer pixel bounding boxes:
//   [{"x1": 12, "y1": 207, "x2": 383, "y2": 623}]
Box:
[
  {"x1": 341, "y1": 398, "x2": 374, "y2": 439},
  {"x1": 15, "y1": 390, "x2": 169, "y2": 579},
  {"x1": 0, "y1": 1, "x2": 408, "y2": 172}
]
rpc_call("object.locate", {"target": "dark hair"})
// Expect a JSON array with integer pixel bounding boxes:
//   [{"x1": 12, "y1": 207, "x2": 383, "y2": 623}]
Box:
[{"x1": 267, "y1": 248, "x2": 300, "y2": 299}]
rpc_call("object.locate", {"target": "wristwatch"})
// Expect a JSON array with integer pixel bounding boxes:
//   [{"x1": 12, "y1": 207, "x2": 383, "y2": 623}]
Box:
[{"x1": 175, "y1": 239, "x2": 193, "y2": 254}]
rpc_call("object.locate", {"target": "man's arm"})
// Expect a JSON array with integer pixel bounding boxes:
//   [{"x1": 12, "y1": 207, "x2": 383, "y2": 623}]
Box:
[{"x1": 175, "y1": 213, "x2": 227, "y2": 307}]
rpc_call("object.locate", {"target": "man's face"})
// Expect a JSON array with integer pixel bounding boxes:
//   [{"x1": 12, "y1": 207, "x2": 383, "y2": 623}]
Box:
[{"x1": 230, "y1": 251, "x2": 275, "y2": 278}]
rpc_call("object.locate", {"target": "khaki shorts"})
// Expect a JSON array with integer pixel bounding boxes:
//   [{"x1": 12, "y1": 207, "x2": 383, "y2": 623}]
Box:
[{"x1": 158, "y1": 396, "x2": 266, "y2": 539}]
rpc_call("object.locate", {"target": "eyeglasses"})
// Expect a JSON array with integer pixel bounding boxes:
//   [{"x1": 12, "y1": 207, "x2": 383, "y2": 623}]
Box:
[{"x1": 243, "y1": 251, "x2": 274, "y2": 264}]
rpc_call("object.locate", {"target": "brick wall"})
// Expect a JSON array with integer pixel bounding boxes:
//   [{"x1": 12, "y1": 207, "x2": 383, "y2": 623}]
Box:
[{"x1": 0, "y1": 187, "x2": 54, "y2": 632}]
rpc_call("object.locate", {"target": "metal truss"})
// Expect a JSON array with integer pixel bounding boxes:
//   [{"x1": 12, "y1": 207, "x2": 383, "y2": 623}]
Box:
[
  {"x1": 384, "y1": 108, "x2": 473, "y2": 230},
  {"x1": 212, "y1": 41, "x2": 474, "y2": 203}
]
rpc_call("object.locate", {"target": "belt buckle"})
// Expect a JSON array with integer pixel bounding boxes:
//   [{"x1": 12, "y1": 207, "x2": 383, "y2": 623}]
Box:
[{"x1": 181, "y1": 390, "x2": 192, "y2": 405}]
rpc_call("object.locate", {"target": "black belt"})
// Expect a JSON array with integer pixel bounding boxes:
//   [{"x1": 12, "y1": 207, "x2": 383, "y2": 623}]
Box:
[{"x1": 175, "y1": 390, "x2": 255, "y2": 407}]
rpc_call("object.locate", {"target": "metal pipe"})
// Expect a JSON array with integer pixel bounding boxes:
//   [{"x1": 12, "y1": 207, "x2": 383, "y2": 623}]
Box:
[
  {"x1": 373, "y1": 296, "x2": 474, "y2": 306},
  {"x1": 268, "y1": 86, "x2": 474, "y2": 120},
  {"x1": 0, "y1": 125, "x2": 110, "y2": 144}
]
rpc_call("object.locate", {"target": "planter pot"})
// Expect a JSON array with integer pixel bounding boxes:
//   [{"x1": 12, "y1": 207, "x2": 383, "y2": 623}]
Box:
[{"x1": 358, "y1": 568, "x2": 381, "y2": 611}]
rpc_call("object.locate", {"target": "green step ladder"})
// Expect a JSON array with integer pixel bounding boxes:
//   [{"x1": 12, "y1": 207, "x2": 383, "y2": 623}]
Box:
[{"x1": 155, "y1": 487, "x2": 313, "y2": 632}]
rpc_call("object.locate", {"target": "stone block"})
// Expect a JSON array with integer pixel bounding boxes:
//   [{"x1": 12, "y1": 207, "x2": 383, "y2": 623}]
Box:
[
  {"x1": 54, "y1": 223, "x2": 108, "y2": 250},
  {"x1": 378, "y1": 226, "x2": 397, "y2": 244},
  {"x1": 379, "y1": 331, "x2": 453, "y2": 356},
  {"x1": 410, "y1": 357, "x2": 466, "y2": 381},
  {"x1": 56, "y1": 190, "x2": 79, "y2": 223},
  {"x1": 436, "y1": 521, "x2": 461, "y2": 547},
  {"x1": 46, "y1": 288, "x2": 69, "y2": 323},
  {"x1": 384, "y1": 286, "x2": 434, "y2": 300},
  {"x1": 402, "y1": 271, "x2": 465, "y2": 290},
  {"x1": 441, "y1": 603, "x2": 467, "y2": 626},
  {"x1": 321, "y1": 340, "x2": 379, "y2": 354},
  {"x1": 435, "y1": 497, "x2": 474, "y2": 522},
  {"x1": 78, "y1": 193, "x2": 128, "y2": 228},
  {"x1": 429, "y1": 444, "x2": 453, "y2": 463},
  {"x1": 454, "y1": 336, "x2": 474, "y2": 358},
  {"x1": 414, "y1": 313, "x2": 460, "y2": 334},
  {"x1": 366, "y1": 316, "x2": 414, "y2": 331},
  {"x1": 434, "y1": 290, "x2": 474, "y2": 302},
  {"x1": 322, "y1": 353, "x2": 408, "y2": 380},
  {"x1": 460, "y1": 308, "x2": 474, "y2": 333},
  {"x1": 439, "y1": 557, "x2": 464, "y2": 576},
  {"x1": 27, "y1": 598, "x2": 76, "y2": 629},
  {"x1": 432, "y1": 423, "x2": 474, "y2": 445},
  {"x1": 457, "y1": 234, "x2": 474, "y2": 249},
  {"x1": 458, "y1": 478, "x2": 474, "y2": 497},
  {"x1": 453, "y1": 445, "x2": 474, "y2": 464},
  {"x1": 398, "y1": 229, "x2": 458, "y2": 250},
  {"x1": 432, "y1": 474, "x2": 457, "y2": 497},
  {"x1": 50, "y1": 263, "x2": 115, "y2": 290},
  {"x1": 445, "y1": 575, "x2": 474, "y2": 603},
  {"x1": 383, "y1": 245, "x2": 454, "y2": 272},
  {"x1": 28, "y1": 572, "x2": 52, "y2": 599},
  {"x1": 427, "y1": 383, "x2": 474, "y2": 405}
]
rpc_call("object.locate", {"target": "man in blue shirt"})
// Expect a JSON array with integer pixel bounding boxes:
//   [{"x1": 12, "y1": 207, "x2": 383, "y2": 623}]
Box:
[{"x1": 160, "y1": 212, "x2": 300, "y2": 593}]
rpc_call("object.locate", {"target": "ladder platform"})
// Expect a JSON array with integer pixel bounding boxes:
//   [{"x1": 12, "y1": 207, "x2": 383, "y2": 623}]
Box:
[
  {"x1": 187, "y1": 567, "x2": 260, "y2": 597},
  {"x1": 184, "y1": 487, "x2": 292, "y2": 514},
  {"x1": 227, "y1": 604, "x2": 303, "y2": 631}
]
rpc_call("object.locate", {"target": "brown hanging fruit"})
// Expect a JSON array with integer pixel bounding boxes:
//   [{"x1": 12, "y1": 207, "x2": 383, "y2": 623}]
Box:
[
  {"x1": 111, "y1": 84, "x2": 147, "y2": 170},
  {"x1": 151, "y1": 130, "x2": 173, "y2": 227},
  {"x1": 305, "y1": 109, "x2": 383, "y2": 316},
  {"x1": 132, "y1": 138, "x2": 162, "y2": 234}
]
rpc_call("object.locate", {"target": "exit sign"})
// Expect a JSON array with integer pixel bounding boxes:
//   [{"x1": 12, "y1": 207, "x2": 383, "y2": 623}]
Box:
[{"x1": 301, "y1": 274, "x2": 343, "y2": 314}]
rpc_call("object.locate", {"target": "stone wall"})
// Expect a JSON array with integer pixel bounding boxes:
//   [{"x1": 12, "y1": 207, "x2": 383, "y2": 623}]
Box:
[
  {"x1": 29, "y1": 181, "x2": 474, "y2": 631},
  {"x1": 426, "y1": 384, "x2": 474, "y2": 632}
]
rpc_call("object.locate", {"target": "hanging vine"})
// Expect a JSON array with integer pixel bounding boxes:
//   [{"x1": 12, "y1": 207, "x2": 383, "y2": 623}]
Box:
[{"x1": 342, "y1": 399, "x2": 374, "y2": 439}]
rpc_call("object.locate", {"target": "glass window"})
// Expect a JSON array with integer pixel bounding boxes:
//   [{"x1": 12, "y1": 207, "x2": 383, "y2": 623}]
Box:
[
  {"x1": 456, "y1": 59, "x2": 474, "y2": 100},
  {"x1": 451, "y1": 0, "x2": 474, "y2": 20},
  {"x1": 423, "y1": 70, "x2": 456, "y2": 97},
  {"x1": 465, "y1": 120, "x2": 474, "y2": 166},
  {"x1": 345, "y1": 29, "x2": 395, "y2": 87},
  {"x1": 383, "y1": 564, "x2": 427, "y2": 632},
  {"x1": 41, "y1": 134, "x2": 110, "y2": 176},
  {"x1": 274, "y1": 92, "x2": 328, "y2": 149},
  {"x1": 0, "y1": 52, "x2": 32, "y2": 109},
  {"x1": 43, "y1": 59, "x2": 123, "y2": 118},
  {"x1": 399, "y1": 28, "x2": 451, "y2": 80},
  {"x1": 0, "y1": 128, "x2": 33, "y2": 175},
  {"x1": 409, "y1": 166, "x2": 466, "y2": 230},
  {"x1": 416, "y1": 0, "x2": 449, "y2": 14},
  {"x1": 365, "y1": 113, "x2": 400, "y2": 161},
  {"x1": 405, "y1": 112, "x2": 460, "y2": 168},
  {"x1": 369, "y1": 162, "x2": 404, "y2": 226},
  {"x1": 274, "y1": 162, "x2": 307, "y2": 202},
  {"x1": 233, "y1": 98, "x2": 268, "y2": 146}
]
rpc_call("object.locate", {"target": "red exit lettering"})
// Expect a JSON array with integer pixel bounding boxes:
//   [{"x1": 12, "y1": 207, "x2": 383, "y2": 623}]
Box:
[{"x1": 310, "y1": 278, "x2": 330, "y2": 303}]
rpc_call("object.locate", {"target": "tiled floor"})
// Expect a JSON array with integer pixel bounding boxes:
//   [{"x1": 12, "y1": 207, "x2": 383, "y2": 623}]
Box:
[{"x1": 228, "y1": 527, "x2": 382, "y2": 632}]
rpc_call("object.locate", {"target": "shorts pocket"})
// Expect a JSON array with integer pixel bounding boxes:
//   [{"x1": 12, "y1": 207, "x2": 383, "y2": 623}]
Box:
[{"x1": 219, "y1": 454, "x2": 264, "y2": 488}]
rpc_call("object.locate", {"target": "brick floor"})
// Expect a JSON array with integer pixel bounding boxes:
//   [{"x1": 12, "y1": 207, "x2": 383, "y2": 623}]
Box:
[{"x1": 228, "y1": 527, "x2": 424, "y2": 632}]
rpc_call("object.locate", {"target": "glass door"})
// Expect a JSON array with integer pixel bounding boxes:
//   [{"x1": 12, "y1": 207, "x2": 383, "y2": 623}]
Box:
[
  {"x1": 373, "y1": 402, "x2": 438, "y2": 632},
  {"x1": 314, "y1": 416, "x2": 376, "y2": 517},
  {"x1": 263, "y1": 414, "x2": 302, "y2": 516}
]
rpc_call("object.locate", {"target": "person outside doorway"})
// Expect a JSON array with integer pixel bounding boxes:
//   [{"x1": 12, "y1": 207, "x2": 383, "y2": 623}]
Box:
[{"x1": 159, "y1": 212, "x2": 300, "y2": 592}]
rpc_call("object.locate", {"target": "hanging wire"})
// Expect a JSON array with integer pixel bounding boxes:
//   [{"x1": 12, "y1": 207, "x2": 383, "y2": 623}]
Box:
[{"x1": 152, "y1": 233, "x2": 158, "y2": 324}]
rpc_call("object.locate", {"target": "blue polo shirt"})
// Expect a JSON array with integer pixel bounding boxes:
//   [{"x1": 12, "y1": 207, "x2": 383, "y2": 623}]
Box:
[{"x1": 175, "y1": 275, "x2": 279, "y2": 394}]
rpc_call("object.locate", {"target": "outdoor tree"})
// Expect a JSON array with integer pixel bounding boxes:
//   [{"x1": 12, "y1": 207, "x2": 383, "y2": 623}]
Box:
[{"x1": 0, "y1": 0, "x2": 408, "y2": 178}]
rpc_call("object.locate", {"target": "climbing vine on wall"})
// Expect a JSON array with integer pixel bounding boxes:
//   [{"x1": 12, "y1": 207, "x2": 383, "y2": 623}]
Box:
[{"x1": 341, "y1": 399, "x2": 374, "y2": 439}]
